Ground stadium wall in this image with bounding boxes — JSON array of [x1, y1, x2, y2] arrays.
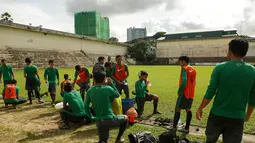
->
[[156, 37, 255, 58], [0, 23, 127, 56]]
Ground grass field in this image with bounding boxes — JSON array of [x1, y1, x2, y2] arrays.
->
[[0, 65, 255, 143]]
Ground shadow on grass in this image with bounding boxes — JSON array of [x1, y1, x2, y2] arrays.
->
[[30, 112, 59, 120], [70, 128, 98, 140], [0, 103, 51, 115], [18, 124, 85, 142]]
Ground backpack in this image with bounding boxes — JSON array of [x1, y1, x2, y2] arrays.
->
[[128, 131, 156, 143], [158, 130, 179, 143], [158, 130, 192, 143]]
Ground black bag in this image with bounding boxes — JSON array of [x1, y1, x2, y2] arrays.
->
[[158, 130, 179, 143], [128, 131, 156, 143]]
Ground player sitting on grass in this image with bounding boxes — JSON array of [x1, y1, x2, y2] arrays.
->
[[134, 71, 161, 118], [3, 79, 27, 109], [196, 38, 255, 143], [60, 74, 72, 97], [73, 65, 90, 101], [44, 60, 59, 106], [85, 71, 128, 143], [173, 56, 196, 133], [59, 82, 89, 130], [24, 58, 43, 104]]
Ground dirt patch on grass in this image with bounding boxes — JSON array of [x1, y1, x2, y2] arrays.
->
[[0, 103, 99, 143]]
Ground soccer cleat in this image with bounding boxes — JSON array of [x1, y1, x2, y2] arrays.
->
[[115, 138, 125, 143], [179, 128, 189, 134], [59, 124, 71, 130], [153, 111, 162, 114]]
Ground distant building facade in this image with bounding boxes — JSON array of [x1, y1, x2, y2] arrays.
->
[[127, 27, 147, 41], [75, 11, 110, 40]]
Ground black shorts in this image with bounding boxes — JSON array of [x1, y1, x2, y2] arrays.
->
[[206, 113, 244, 143], [145, 93, 156, 101], [48, 83, 56, 93], [26, 78, 39, 91], [175, 94, 193, 109]]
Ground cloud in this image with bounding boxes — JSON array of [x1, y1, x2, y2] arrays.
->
[[65, 0, 177, 16]]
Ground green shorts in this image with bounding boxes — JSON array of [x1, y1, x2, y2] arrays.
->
[[4, 98, 19, 104]]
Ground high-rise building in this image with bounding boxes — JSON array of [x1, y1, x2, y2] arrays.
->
[[127, 27, 147, 41], [74, 11, 110, 40]]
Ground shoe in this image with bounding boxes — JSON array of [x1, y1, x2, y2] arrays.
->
[[179, 128, 189, 134], [153, 111, 162, 114], [59, 124, 71, 130], [115, 138, 125, 143], [37, 100, 44, 104]]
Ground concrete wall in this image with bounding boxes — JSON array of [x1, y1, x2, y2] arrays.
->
[[0, 26, 127, 56], [156, 37, 255, 58]]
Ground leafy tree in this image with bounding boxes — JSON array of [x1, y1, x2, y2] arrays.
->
[[0, 12, 13, 22], [109, 37, 119, 42], [127, 39, 156, 62]]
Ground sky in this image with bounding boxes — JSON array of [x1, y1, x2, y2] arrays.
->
[[0, 0, 255, 42]]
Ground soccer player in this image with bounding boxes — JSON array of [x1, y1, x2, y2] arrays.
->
[[92, 56, 105, 74], [0, 59, 14, 86], [111, 55, 130, 98], [73, 65, 90, 101], [105, 62, 112, 78], [173, 56, 196, 133], [196, 38, 255, 143], [44, 60, 59, 106], [59, 82, 89, 130], [24, 58, 43, 104], [60, 74, 72, 97], [3, 79, 27, 108], [135, 71, 161, 117], [85, 71, 128, 143]]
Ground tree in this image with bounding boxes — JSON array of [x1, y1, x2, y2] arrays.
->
[[109, 37, 119, 42], [127, 39, 156, 63], [0, 12, 13, 23]]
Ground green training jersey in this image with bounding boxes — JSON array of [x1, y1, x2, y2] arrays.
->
[[105, 69, 112, 78], [205, 61, 255, 120], [44, 67, 59, 83], [0, 65, 13, 80], [24, 65, 38, 78], [135, 80, 148, 98], [85, 83, 120, 120], [63, 91, 86, 116]]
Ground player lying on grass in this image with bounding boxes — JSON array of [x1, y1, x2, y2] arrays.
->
[[73, 65, 90, 101], [173, 56, 196, 133], [196, 38, 255, 143], [24, 58, 44, 104], [85, 71, 128, 143], [44, 60, 59, 106], [60, 74, 72, 97], [134, 71, 161, 118], [111, 55, 130, 99], [3, 79, 27, 108], [0, 59, 15, 87], [59, 82, 90, 130]]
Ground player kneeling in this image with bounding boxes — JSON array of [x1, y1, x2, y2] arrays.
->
[[3, 79, 27, 108], [59, 82, 90, 130], [134, 71, 161, 118]]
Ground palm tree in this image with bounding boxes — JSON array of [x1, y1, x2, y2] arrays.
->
[[0, 12, 13, 22]]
